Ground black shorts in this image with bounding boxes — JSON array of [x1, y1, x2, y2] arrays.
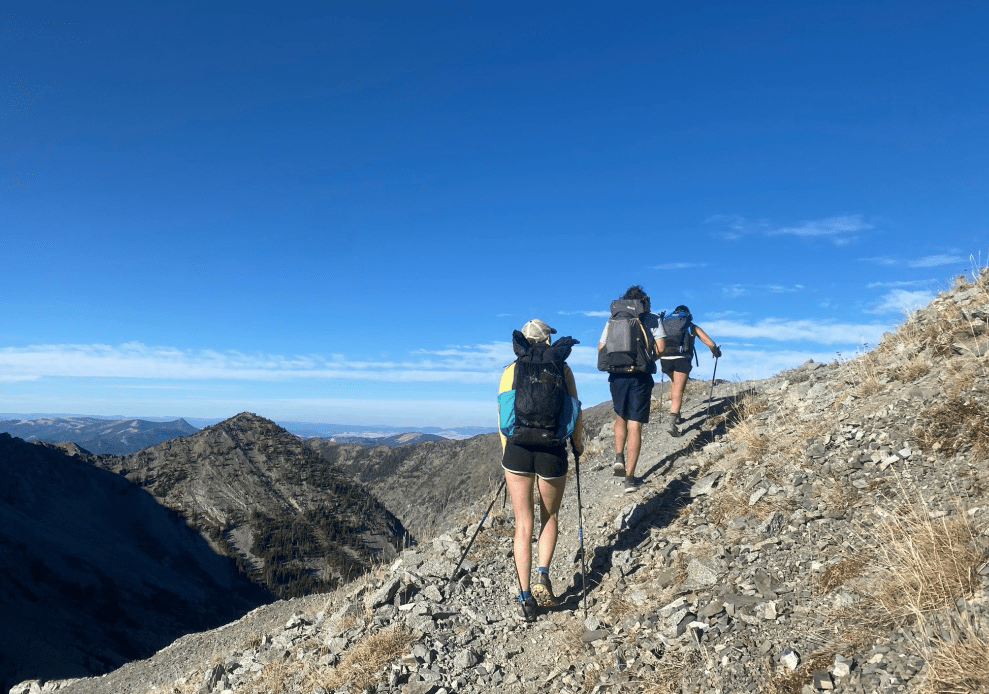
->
[[502, 441, 568, 480], [608, 373, 654, 423], [661, 357, 693, 377]]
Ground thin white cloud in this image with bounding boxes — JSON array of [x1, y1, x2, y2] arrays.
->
[[866, 289, 934, 315], [722, 284, 804, 298], [650, 262, 707, 270], [707, 213, 871, 244], [769, 214, 872, 241], [866, 279, 933, 289], [703, 310, 748, 320], [702, 318, 889, 345], [907, 254, 966, 268], [556, 310, 609, 318], [858, 256, 898, 266], [704, 214, 770, 240], [859, 252, 966, 268]]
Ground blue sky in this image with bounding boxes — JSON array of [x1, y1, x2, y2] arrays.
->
[[2, 1, 987, 427]]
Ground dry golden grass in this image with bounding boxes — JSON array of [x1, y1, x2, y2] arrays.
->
[[605, 593, 635, 621], [819, 481, 862, 514], [873, 505, 985, 617], [642, 648, 701, 694], [729, 417, 772, 457], [896, 354, 934, 382], [764, 654, 832, 694], [856, 374, 884, 397], [860, 483, 989, 693], [819, 471, 989, 693], [914, 390, 989, 457], [705, 478, 796, 529], [922, 617, 989, 694], [310, 627, 414, 693], [816, 555, 869, 595]]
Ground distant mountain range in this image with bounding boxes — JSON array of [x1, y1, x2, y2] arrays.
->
[[0, 416, 199, 455], [323, 431, 448, 446], [0, 413, 494, 446]]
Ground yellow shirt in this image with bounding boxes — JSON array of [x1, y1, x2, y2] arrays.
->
[[497, 361, 584, 454]]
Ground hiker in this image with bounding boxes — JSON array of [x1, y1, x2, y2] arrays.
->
[[497, 319, 584, 622], [597, 285, 665, 493], [659, 305, 721, 437]]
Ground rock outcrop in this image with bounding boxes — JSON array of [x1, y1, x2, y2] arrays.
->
[[93, 413, 412, 599]]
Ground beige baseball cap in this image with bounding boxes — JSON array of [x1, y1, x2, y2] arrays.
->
[[521, 319, 556, 344]]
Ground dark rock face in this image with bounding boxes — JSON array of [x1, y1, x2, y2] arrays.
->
[[0, 433, 270, 692], [0, 417, 199, 455], [94, 413, 411, 599]]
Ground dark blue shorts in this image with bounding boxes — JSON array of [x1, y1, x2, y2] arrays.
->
[[608, 373, 654, 423], [502, 441, 568, 480], [660, 356, 693, 377]]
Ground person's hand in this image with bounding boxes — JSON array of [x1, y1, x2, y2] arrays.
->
[[710, 344, 722, 358]]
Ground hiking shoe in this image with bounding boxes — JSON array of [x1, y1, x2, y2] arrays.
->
[[668, 413, 681, 438], [624, 476, 642, 493], [515, 594, 537, 622], [613, 453, 626, 477], [531, 572, 560, 607]]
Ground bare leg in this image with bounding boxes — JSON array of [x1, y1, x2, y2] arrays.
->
[[625, 420, 643, 477], [505, 469, 535, 592], [669, 371, 689, 415], [535, 475, 567, 569], [613, 415, 628, 454]]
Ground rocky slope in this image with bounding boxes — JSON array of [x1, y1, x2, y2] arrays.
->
[[307, 401, 617, 541], [0, 435, 269, 693], [91, 413, 411, 599], [16, 269, 989, 694], [0, 417, 198, 455]]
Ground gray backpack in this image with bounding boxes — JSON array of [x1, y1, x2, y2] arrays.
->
[[597, 299, 655, 374]]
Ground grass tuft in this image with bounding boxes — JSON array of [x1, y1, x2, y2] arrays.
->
[[312, 627, 415, 693], [816, 555, 868, 595], [914, 391, 989, 457]]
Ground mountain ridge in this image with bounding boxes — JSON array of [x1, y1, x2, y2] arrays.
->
[[0, 416, 199, 455]]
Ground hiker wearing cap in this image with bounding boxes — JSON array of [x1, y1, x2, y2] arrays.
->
[[597, 286, 666, 493], [659, 305, 721, 437], [497, 319, 584, 622]]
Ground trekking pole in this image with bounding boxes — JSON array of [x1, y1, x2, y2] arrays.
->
[[572, 443, 588, 621], [706, 355, 719, 418], [659, 369, 665, 411], [448, 477, 506, 585]]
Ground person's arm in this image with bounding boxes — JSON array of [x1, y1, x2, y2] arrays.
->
[[650, 314, 666, 358], [564, 366, 584, 455], [693, 325, 721, 357], [497, 364, 514, 452]]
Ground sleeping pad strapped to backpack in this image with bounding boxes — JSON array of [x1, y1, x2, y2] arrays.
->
[[498, 330, 581, 447], [597, 298, 657, 374]]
